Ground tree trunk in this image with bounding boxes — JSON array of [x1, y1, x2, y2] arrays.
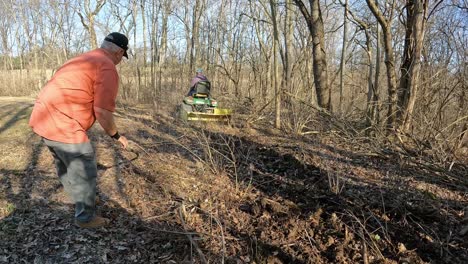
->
[[140, 0, 148, 68], [366, 0, 398, 131], [189, 0, 204, 73], [339, 0, 348, 113], [159, 1, 170, 99], [149, 1, 159, 101], [284, 0, 294, 91], [293, 0, 331, 110], [76, 0, 106, 49], [348, 9, 380, 130], [373, 22, 382, 126], [269, 0, 281, 129], [160, 1, 171, 67], [398, 0, 428, 132]]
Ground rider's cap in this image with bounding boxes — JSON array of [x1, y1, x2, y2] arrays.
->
[[104, 32, 129, 58]]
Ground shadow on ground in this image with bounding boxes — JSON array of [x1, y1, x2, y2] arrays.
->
[[0, 100, 467, 263]]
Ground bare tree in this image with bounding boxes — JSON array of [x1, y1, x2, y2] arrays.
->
[[397, 0, 429, 132], [373, 20, 382, 127], [17, 0, 38, 70], [146, 1, 161, 100], [159, 0, 171, 67], [268, 0, 281, 129], [248, 1, 271, 102], [339, 0, 348, 113], [284, 0, 294, 93], [293, 0, 331, 110], [213, 0, 246, 97], [189, 0, 205, 73], [347, 8, 380, 130], [43, 1, 70, 64], [75, 0, 107, 49], [0, 1, 14, 71], [140, 0, 148, 67], [366, 0, 398, 131]]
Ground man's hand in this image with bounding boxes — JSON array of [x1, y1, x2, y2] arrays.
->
[[94, 106, 127, 148], [117, 135, 129, 149]]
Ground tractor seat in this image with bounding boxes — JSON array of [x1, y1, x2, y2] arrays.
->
[[194, 81, 211, 96]]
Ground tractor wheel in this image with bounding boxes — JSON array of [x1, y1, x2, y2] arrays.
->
[[177, 103, 192, 121]]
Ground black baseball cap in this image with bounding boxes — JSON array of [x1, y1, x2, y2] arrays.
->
[[104, 32, 129, 58]]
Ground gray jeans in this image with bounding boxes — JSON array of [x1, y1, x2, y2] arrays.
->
[[43, 138, 97, 222]]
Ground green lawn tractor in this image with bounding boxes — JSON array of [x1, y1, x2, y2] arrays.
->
[[178, 81, 232, 122]]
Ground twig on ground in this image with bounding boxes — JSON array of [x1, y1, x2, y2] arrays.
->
[[144, 227, 201, 236], [143, 211, 173, 220], [344, 210, 386, 261], [178, 204, 208, 264], [246, 96, 275, 124], [128, 140, 149, 155], [192, 205, 226, 263], [362, 229, 369, 264]]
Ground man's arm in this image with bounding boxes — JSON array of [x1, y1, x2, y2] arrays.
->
[[94, 106, 128, 148]]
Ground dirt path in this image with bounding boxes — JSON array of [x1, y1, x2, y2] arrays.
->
[[0, 97, 467, 263]]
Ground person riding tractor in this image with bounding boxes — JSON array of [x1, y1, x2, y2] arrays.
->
[[178, 68, 231, 122], [187, 68, 210, 97]]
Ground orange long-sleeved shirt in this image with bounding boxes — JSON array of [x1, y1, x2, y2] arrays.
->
[[29, 48, 119, 143]]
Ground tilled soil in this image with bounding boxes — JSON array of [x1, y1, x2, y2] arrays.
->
[[0, 98, 467, 263]]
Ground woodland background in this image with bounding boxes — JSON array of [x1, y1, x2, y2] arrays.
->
[[0, 1, 467, 263], [0, 0, 466, 163]]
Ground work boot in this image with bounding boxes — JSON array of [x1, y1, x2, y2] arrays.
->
[[75, 216, 110, 228]]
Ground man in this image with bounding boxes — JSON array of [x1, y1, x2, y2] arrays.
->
[[29, 32, 129, 228], [187, 68, 209, 97]]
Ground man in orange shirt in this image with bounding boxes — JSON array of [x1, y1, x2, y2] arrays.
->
[[29, 32, 129, 228]]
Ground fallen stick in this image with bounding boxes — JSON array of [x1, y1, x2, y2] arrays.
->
[[178, 204, 208, 264]]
